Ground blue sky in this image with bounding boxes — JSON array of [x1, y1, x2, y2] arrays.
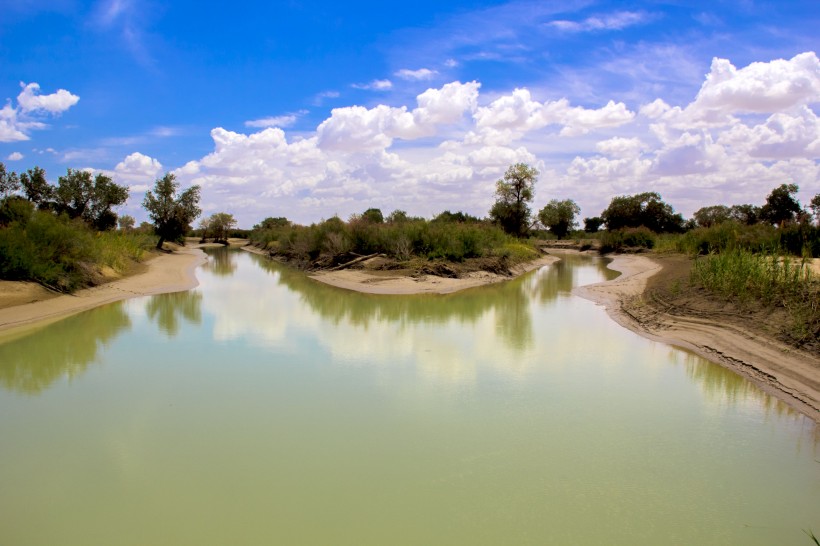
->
[[1, 0, 818, 227]]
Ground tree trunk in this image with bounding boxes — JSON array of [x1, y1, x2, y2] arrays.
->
[[156, 235, 165, 250]]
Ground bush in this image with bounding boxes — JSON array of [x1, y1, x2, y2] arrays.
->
[[0, 211, 153, 291], [600, 227, 655, 253]]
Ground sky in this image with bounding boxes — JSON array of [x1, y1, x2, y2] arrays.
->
[[1, 0, 818, 227]]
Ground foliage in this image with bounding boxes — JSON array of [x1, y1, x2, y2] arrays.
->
[[760, 183, 801, 226], [386, 209, 409, 223], [19, 166, 53, 208], [54, 169, 129, 231], [583, 216, 603, 233], [433, 210, 481, 223], [489, 163, 538, 237], [0, 163, 21, 199], [250, 212, 530, 265], [600, 227, 656, 253], [692, 249, 819, 346], [118, 214, 135, 231], [601, 192, 684, 233], [142, 173, 201, 249], [0, 196, 35, 227], [809, 194, 820, 225], [360, 208, 384, 224], [693, 205, 731, 228], [200, 212, 237, 243], [538, 199, 580, 239], [0, 210, 152, 291]]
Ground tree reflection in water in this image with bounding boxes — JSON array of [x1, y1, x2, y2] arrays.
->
[[245, 252, 616, 354], [204, 247, 237, 277], [145, 290, 203, 337], [0, 302, 131, 394]]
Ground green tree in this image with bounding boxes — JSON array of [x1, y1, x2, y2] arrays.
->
[[0, 163, 21, 199], [538, 199, 580, 239], [489, 163, 538, 236], [728, 204, 761, 225], [118, 214, 135, 231], [361, 208, 384, 223], [386, 209, 408, 223], [601, 192, 684, 233], [142, 173, 201, 249], [760, 183, 801, 227], [583, 216, 604, 233], [19, 166, 53, 208], [810, 194, 820, 226], [203, 212, 237, 243], [693, 205, 731, 228], [54, 169, 129, 230]]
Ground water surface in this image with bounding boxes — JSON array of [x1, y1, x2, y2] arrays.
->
[[0, 249, 817, 545]]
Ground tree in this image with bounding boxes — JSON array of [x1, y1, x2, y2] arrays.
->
[[0, 163, 21, 199], [54, 169, 128, 230], [19, 166, 53, 208], [583, 217, 604, 233], [760, 183, 801, 227], [489, 163, 538, 236], [202, 212, 236, 243], [118, 214, 135, 231], [728, 204, 761, 225], [361, 208, 384, 223], [693, 205, 731, 228], [810, 194, 820, 226], [386, 209, 408, 223], [254, 217, 289, 230], [142, 173, 201, 249], [538, 199, 580, 239], [601, 192, 684, 233]]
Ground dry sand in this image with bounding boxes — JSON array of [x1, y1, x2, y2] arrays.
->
[[575, 252, 820, 423], [0, 247, 206, 337]]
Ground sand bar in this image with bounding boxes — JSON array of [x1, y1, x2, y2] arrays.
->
[[0, 247, 206, 337], [308, 255, 560, 295]]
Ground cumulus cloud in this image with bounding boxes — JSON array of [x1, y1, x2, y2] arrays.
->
[[113, 152, 163, 191], [0, 82, 79, 142], [6, 152, 24, 161], [16, 82, 80, 114], [473, 88, 635, 141], [395, 68, 438, 80], [160, 52, 819, 226]]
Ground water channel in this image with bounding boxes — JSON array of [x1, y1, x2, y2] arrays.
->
[[0, 248, 817, 545]]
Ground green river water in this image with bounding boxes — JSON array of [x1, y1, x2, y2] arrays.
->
[[0, 248, 817, 545]]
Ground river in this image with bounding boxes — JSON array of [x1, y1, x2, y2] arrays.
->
[[0, 248, 817, 545]]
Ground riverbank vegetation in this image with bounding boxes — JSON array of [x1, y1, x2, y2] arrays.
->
[[0, 163, 203, 292], [250, 210, 540, 274]]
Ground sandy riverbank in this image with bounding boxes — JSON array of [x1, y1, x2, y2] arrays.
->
[[0, 246, 207, 337], [574, 251, 820, 423]]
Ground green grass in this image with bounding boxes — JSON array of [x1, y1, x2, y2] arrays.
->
[[0, 210, 155, 292], [691, 249, 819, 346]]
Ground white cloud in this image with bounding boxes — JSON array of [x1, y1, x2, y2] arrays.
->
[[245, 114, 298, 129], [158, 52, 819, 226], [0, 82, 79, 142], [395, 68, 438, 80], [547, 11, 652, 33], [17, 82, 80, 114], [692, 52, 820, 115], [113, 152, 163, 191], [351, 79, 393, 91], [6, 152, 24, 161]]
